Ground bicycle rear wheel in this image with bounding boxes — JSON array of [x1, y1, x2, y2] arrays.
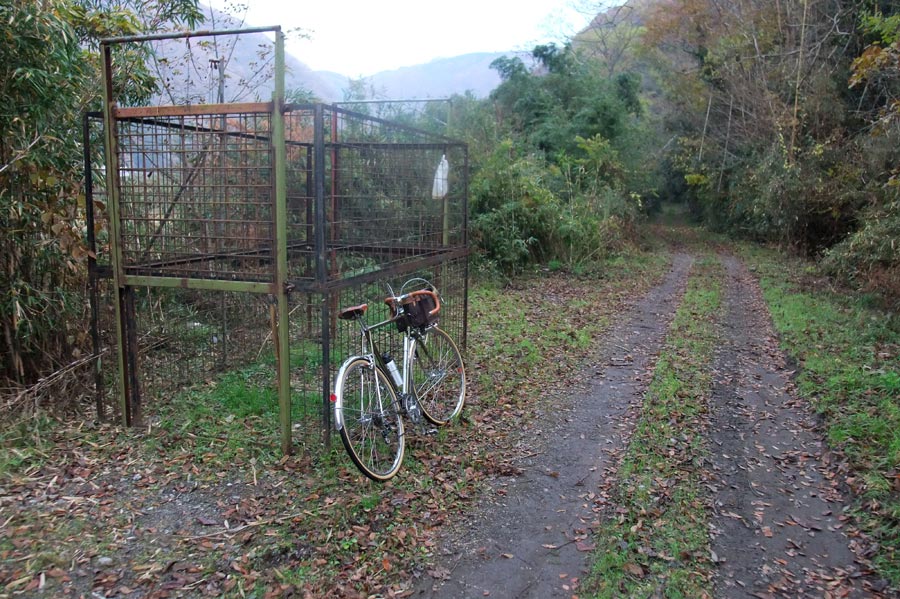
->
[[334, 358, 404, 481], [408, 326, 466, 426]]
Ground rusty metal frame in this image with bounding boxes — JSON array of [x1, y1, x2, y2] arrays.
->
[[99, 27, 291, 451], [91, 29, 468, 456]]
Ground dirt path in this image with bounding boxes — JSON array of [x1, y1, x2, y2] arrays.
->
[[708, 255, 883, 598], [5, 247, 886, 598], [414, 254, 694, 598], [414, 250, 888, 598]]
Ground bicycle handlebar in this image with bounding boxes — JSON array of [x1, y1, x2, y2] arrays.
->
[[383, 289, 441, 316]]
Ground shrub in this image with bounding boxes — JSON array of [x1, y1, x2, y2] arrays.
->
[[823, 195, 900, 305]]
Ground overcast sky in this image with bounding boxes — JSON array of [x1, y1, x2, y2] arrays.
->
[[218, 0, 597, 76]]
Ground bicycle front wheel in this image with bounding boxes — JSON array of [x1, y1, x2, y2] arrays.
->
[[408, 326, 466, 426], [334, 358, 405, 481]]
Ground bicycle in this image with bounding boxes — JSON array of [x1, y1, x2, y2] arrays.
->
[[331, 278, 466, 481]]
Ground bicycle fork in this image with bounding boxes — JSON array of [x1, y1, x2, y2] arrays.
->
[[397, 335, 423, 424]]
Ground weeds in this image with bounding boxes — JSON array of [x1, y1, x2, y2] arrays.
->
[[739, 244, 900, 584], [585, 257, 723, 598]]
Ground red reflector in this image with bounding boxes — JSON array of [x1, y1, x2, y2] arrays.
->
[[329, 393, 337, 403]]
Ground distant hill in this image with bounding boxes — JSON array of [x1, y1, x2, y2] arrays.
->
[[355, 53, 507, 100], [313, 71, 354, 101], [308, 53, 509, 102], [149, 5, 510, 103], [149, 7, 340, 103]]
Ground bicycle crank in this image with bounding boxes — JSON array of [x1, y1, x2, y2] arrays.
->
[[401, 393, 423, 424]]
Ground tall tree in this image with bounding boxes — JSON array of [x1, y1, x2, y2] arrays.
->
[[638, 0, 899, 299], [573, 1, 646, 78]]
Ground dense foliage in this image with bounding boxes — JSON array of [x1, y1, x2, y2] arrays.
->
[[3, 0, 899, 391], [0, 0, 200, 385], [640, 0, 900, 302], [1, 0, 91, 384], [440, 42, 661, 275]]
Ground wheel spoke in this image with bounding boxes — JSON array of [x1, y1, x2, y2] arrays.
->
[[409, 327, 466, 426], [335, 360, 404, 481]]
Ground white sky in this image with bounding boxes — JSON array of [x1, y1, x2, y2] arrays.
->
[[220, 1, 597, 77]]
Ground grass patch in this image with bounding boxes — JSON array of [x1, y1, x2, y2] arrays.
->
[[0, 414, 59, 475], [739, 244, 900, 585], [0, 248, 670, 597], [467, 248, 670, 408], [585, 257, 723, 599]]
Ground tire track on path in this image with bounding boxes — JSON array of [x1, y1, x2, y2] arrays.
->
[[709, 255, 884, 598], [415, 253, 694, 598]]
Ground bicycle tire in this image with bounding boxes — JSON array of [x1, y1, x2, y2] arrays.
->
[[408, 326, 466, 426], [334, 358, 405, 481]]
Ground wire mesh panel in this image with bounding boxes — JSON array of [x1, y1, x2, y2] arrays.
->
[[283, 108, 316, 284], [108, 103, 467, 287], [288, 291, 329, 448], [132, 288, 270, 385], [90, 28, 468, 455], [115, 107, 276, 282], [283, 105, 467, 286], [323, 106, 467, 281]]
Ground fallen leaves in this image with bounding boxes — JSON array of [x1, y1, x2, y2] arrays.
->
[[584, 258, 721, 596], [623, 563, 645, 577], [1, 267, 672, 597]]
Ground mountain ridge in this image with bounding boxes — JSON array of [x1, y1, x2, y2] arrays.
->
[[181, 3, 511, 102], [323, 52, 507, 101]]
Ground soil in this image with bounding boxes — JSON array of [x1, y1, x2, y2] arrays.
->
[[414, 254, 695, 598], [707, 256, 886, 598], [4, 247, 893, 598], [414, 252, 890, 598]]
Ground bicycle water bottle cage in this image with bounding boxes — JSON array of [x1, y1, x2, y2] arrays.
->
[[338, 304, 368, 320]]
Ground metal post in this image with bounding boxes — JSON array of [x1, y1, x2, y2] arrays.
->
[[314, 106, 327, 286], [442, 147, 450, 246], [314, 104, 331, 444], [216, 58, 228, 368], [271, 29, 292, 456], [83, 112, 104, 421], [305, 149, 314, 336], [329, 105, 339, 282], [100, 42, 137, 426], [123, 288, 142, 424], [462, 146, 470, 352]]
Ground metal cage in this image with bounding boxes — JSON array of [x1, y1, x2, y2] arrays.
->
[[87, 28, 468, 455]]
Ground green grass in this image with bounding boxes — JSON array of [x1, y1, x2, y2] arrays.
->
[[739, 244, 900, 584], [145, 339, 336, 468], [467, 248, 670, 410], [585, 257, 723, 599], [0, 248, 671, 597], [0, 414, 57, 475]]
